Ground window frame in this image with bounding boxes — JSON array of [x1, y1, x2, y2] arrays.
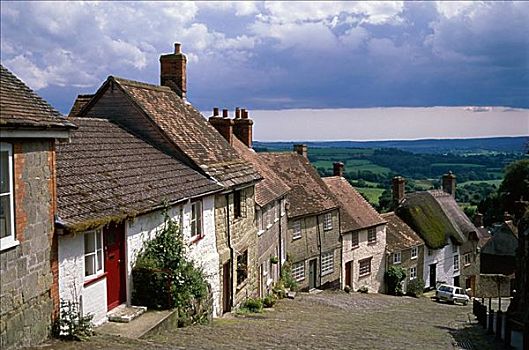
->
[[256, 208, 264, 234], [351, 231, 359, 249], [463, 252, 472, 266], [292, 261, 305, 281], [367, 227, 377, 244], [409, 266, 417, 280], [236, 250, 248, 286], [321, 251, 334, 276], [359, 257, 372, 277], [393, 251, 401, 264], [84, 229, 104, 280], [292, 220, 302, 240], [453, 254, 460, 272], [0, 142, 17, 250], [233, 190, 242, 219], [411, 246, 418, 259], [190, 200, 203, 241], [323, 212, 333, 231]]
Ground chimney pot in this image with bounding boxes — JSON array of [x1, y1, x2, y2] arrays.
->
[[233, 108, 253, 148], [160, 43, 187, 98], [213, 107, 219, 116], [174, 42, 181, 54], [293, 144, 308, 158], [242, 109, 248, 119], [473, 212, 484, 228], [392, 176, 405, 205], [333, 162, 344, 177], [222, 109, 228, 118], [442, 171, 457, 198], [235, 107, 241, 119]]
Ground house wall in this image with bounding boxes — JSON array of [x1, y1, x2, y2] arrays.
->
[[460, 237, 480, 295], [0, 140, 57, 349], [287, 210, 341, 290], [423, 241, 460, 288], [342, 224, 386, 293], [386, 245, 425, 292]]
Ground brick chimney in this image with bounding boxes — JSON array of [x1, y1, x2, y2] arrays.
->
[[160, 42, 187, 98], [209, 108, 234, 145], [293, 144, 308, 158], [442, 171, 456, 197], [333, 162, 344, 177], [233, 108, 253, 148], [392, 176, 405, 205], [473, 212, 484, 228]]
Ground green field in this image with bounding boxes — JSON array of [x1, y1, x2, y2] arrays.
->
[[414, 179, 435, 190], [354, 187, 385, 206], [313, 159, 391, 175], [460, 179, 503, 187]]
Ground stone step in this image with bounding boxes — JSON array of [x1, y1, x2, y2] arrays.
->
[[97, 308, 178, 339], [108, 305, 147, 323]]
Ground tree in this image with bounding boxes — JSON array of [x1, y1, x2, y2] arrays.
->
[[385, 266, 406, 296], [499, 159, 529, 214]]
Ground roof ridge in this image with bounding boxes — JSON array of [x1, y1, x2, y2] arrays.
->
[[111, 76, 172, 92]]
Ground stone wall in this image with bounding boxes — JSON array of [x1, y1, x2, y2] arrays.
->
[[0, 140, 56, 349], [386, 244, 425, 292]]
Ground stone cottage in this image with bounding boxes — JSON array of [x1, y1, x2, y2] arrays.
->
[[323, 163, 387, 293], [260, 146, 341, 291], [55, 116, 224, 324], [0, 65, 76, 349], [73, 44, 262, 314]]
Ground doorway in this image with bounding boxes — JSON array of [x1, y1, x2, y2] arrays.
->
[[222, 261, 232, 313], [345, 261, 352, 288], [104, 222, 126, 311], [429, 263, 437, 289], [309, 259, 317, 289]]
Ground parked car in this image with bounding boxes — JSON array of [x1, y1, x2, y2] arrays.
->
[[435, 284, 470, 305]]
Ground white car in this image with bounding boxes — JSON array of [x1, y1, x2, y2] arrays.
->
[[435, 284, 470, 305]]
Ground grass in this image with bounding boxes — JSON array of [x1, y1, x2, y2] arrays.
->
[[414, 179, 435, 190], [354, 187, 385, 205], [460, 179, 502, 186], [430, 163, 485, 168]]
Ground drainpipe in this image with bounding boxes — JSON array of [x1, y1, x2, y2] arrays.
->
[[316, 214, 322, 288], [338, 210, 342, 289], [225, 193, 234, 309], [278, 203, 283, 278]]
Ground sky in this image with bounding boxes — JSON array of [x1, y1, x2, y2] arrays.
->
[[1, 1, 528, 140]]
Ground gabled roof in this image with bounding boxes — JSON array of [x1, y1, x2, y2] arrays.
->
[[232, 137, 290, 207], [396, 190, 470, 249], [0, 65, 75, 130], [323, 176, 386, 232], [56, 117, 223, 232], [382, 212, 424, 253], [79, 76, 261, 188], [481, 222, 518, 257], [68, 94, 94, 118], [477, 227, 492, 248], [259, 152, 338, 218]]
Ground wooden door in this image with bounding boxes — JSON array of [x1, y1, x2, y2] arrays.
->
[[345, 261, 352, 287], [104, 222, 126, 310], [222, 261, 232, 313], [429, 264, 437, 288], [309, 259, 317, 289]]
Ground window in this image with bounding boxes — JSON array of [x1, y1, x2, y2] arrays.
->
[[267, 205, 273, 228], [453, 255, 460, 271], [323, 213, 332, 231], [367, 228, 377, 243], [237, 250, 248, 285], [256, 209, 264, 233], [393, 252, 401, 264], [280, 199, 286, 217], [234, 190, 242, 219], [292, 220, 302, 240], [359, 258, 372, 276], [411, 246, 418, 259], [409, 266, 417, 280], [84, 229, 103, 279], [190, 200, 202, 239], [0, 143, 16, 250], [292, 261, 305, 281], [463, 253, 472, 266], [321, 251, 334, 275], [274, 201, 279, 222], [427, 248, 432, 256], [452, 244, 458, 253], [351, 232, 359, 248]]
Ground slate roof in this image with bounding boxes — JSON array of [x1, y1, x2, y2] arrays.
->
[[396, 190, 472, 249], [56, 117, 223, 232], [477, 227, 492, 248], [68, 94, 94, 118], [382, 212, 424, 253], [0, 64, 75, 130], [259, 152, 338, 218], [481, 222, 518, 256], [322, 176, 386, 232], [232, 137, 290, 207], [92, 77, 262, 188]]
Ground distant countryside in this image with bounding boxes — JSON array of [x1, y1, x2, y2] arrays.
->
[[255, 136, 528, 215]]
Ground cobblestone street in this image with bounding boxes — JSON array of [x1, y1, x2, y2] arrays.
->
[[27, 291, 505, 350]]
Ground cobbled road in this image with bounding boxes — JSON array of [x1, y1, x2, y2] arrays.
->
[[26, 290, 506, 350]]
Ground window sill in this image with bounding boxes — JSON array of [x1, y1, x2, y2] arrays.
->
[[322, 270, 333, 276], [190, 234, 204, 244], [367, 241, 377, 245], [393, 262, 401, 265], [351, 245, 359, 250], [257, 229, 265, 236], [84, 272, 107, 287], [323, 228, 333, 232], [292, 236, 302, 241], [358, 273, 371, 278], [274, 218, 279, 223], [0, 239, 20, 251], [236, 280, 248, 292], [266, 224, 273, 229], [411, 256, 417, 260]]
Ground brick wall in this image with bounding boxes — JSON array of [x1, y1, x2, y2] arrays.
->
[[0, 140, 56, 349]]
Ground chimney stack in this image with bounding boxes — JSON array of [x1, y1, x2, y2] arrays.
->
[[160, 42, 187, 98], [233, 107, 253, 148], [333, 162, 344, 177], [293, 144, 308, 158], [442, 171, 456, 197], [392, 176, 405, 205], [209, 107, 234, 145]]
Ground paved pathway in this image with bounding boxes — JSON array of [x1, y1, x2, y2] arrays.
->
[[26, 290, 506, 350]]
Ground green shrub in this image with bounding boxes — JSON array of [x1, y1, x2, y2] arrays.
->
[[280, 256, 298, 291], [240, 297, 263, 313], [385, 265, 406, 296], [406, 278, 425, 297], [358, 286, 369, 293], [263, 294, 277, 308], [52, 299, 94, 341]]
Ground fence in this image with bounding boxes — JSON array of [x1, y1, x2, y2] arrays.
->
[[472, 299, 528, 350]]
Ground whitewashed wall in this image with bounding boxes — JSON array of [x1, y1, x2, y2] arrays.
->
[[58, 234, 108, 325], [423, 241, 460, 288]]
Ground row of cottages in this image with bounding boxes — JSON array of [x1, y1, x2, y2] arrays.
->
[[61, 43, 263, 321], [0, 65, 76, 348]]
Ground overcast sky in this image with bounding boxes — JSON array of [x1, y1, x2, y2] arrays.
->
[[1, 1, 528, 140]]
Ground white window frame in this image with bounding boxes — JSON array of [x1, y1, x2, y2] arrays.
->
[[292, 220, 302, 240], [351, 231, 359, 248], [274, 201, 279, 222], [0, 143, 17, 250], [393, 251, 401, 264], [452, 244, 458, 253], [256, 209, 264, 234], [84, 229, 104, 280], [266, 205, 273, 229], [359, 258, 371, 277], [463, 252, 472, 266], [190, 200, 203, 240], [367, 227, 377, 243], [409, 266, 417, 280], [453, 254, 460, 272], [323, 212, 333, 231], [321, 251, 334, 275], [280, 199, 286, 217], [411, 246, 418, 260], [292, 261, 305, 281]]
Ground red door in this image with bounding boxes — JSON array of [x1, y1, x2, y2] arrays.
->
[[104, 222, 126, 310]]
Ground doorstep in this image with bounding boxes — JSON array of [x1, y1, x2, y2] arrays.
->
[[108, 305, 147, 323], [96, 308, 178, 339]]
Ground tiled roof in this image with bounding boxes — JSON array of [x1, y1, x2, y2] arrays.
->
[[323, 176, 386, 232], [68, 94, 94, 118], [232, 138, 290, 207], [381, 212, 424, 252], [56, 117, 223, 232], [481, 222, 518, 256], [477, 227, 492, 248], [110, 77, 261, 188], [396, 191, 469, 249], [259, 152, 338, 218], [0, 65, 75, 130]]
